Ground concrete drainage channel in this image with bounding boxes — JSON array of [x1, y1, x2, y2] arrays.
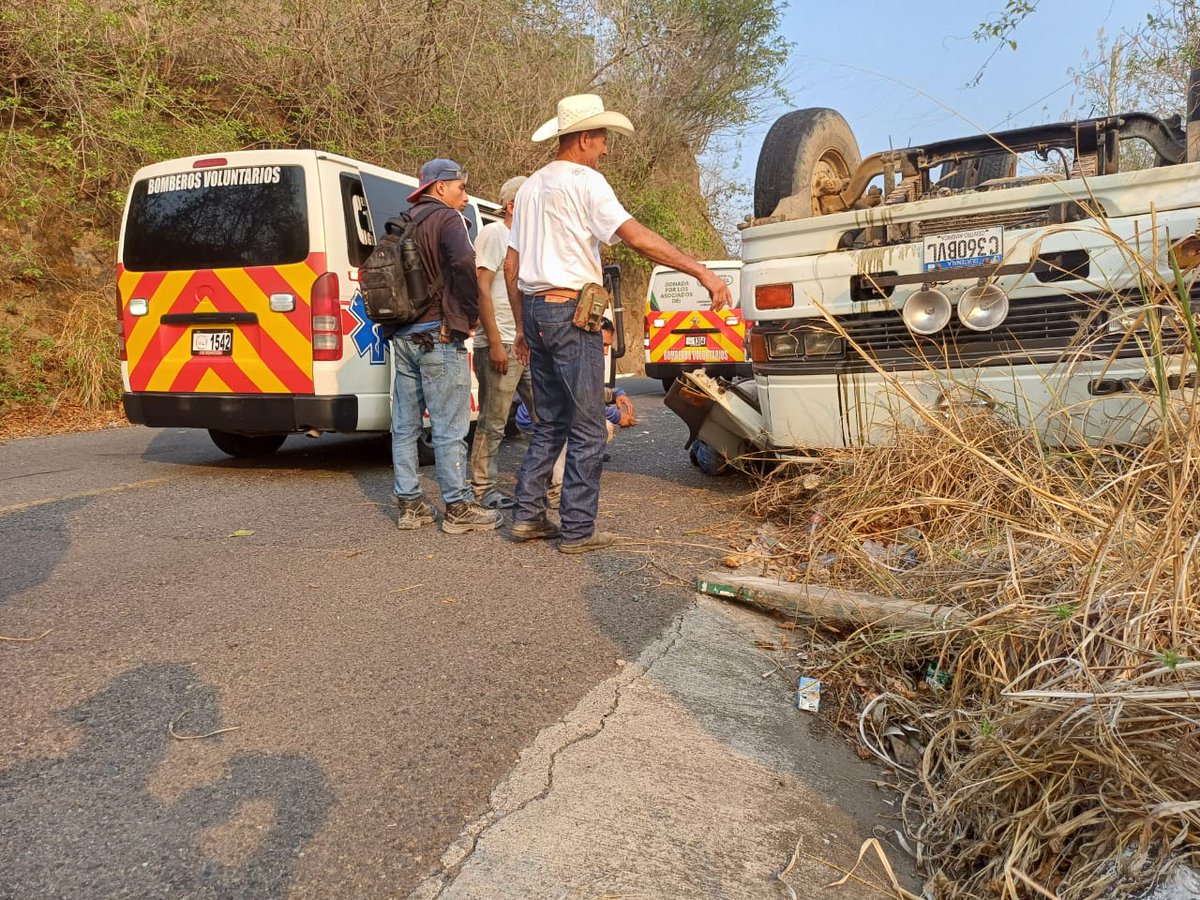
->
[[408, 597, 918, 900]]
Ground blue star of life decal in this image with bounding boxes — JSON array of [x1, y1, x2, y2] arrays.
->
[[347, 290, 386, 364]]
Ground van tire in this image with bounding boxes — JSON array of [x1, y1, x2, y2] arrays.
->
[[661, 376, 677, 393], [754, 108, 861, 219], [416, 422, 477, 467], [208, 430, 287, 458]]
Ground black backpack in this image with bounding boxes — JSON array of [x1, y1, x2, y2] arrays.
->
[[359, 206, 442, 326]]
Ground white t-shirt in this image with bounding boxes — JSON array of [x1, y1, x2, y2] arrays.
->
[[473, 219, 516, 346], [507, 161, 631, 294]]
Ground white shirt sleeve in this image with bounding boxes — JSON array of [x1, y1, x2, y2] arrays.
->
[[507, 199, 523, 253], [586, 171, 631, 245], [476, 222, 503, 272]]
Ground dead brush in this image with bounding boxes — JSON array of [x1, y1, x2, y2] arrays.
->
[[745, 227, 1200, 897], [51, 287, 121, 409]]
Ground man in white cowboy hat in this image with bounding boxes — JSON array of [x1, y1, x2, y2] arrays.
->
[[469, 175, 535, 510], [502, 94, 732, 554]]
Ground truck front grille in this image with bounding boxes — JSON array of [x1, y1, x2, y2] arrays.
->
[[756, 292, 1187, 376]]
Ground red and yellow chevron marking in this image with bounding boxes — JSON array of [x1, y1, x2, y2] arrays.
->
[[647, 310, 746, 365], [119, 253, 325, 394]]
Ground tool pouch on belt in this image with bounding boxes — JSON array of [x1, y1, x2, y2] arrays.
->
[[571, 283, 611, 333]]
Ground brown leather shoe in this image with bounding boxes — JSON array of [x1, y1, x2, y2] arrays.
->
[[511, 516, 560, 541], [558, 530, 620, 554]]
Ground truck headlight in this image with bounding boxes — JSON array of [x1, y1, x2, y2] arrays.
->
[[802, 332, 845, 357], [767, 333, 801, 357]]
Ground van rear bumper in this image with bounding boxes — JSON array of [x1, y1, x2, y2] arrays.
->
[[123, 392, 360, 434], [646, 361, 752, 381]]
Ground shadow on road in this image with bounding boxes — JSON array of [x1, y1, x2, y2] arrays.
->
[[0, 663, 332, 899], [138, 430, 391, 473], [0, 498, 88, 607]]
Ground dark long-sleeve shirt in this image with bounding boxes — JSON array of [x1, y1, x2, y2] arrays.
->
[[410, 196, 478, 340]]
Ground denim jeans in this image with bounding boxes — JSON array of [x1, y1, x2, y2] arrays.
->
[[470, 343, 534, 498], [391, 336, 472, 504], [514, 295, 606, 541]]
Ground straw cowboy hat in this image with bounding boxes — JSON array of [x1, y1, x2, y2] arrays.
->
[[531, 94, 635, 142]]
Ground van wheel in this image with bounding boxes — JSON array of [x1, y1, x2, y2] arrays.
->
[[661, 375, 677, 393], [208, 430, 287, 458], [754, 108, 861, 219], [416, 422, 477, 467], [417, 429, 436, 467]]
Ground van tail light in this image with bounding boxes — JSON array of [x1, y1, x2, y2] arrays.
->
[[756, 283, 794, 310], [311, 272, 342, 361], [749, 329, 767, 363], [643, 311, 651, 348], [116, 282, 127, 361]]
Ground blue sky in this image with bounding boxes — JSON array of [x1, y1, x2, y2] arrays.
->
[[728, 0, 1160, 190]]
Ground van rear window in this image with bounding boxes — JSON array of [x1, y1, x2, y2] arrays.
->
[[122, 165, 308, 271]]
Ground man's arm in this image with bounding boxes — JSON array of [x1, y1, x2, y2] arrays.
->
[[440, 214, 480, 327], [614, 219, 732, 311], [503, 247, 529, 365], [476, 267, 508, 374]]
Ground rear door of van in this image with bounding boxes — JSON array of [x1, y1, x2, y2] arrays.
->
[[119, 155, 320, 401], [645, 261, 746, 375]]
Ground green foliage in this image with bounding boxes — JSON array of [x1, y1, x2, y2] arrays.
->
[[0, 0, 789, 406]]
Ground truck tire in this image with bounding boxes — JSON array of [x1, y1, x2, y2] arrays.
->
[[937, 152, 1016, 190], [754, 108, 861, 219], [208, 430, 287, 458]]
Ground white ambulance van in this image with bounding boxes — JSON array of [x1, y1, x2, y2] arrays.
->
[[117, 149, 496, 460]]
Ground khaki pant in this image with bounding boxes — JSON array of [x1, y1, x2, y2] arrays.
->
[[470, 343, 534, 499]]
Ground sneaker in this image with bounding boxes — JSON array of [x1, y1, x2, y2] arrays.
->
[[559, 530, 620, 554], [479, 489, 516, 510], [546, 484, 562, 510], [442, 500, 502, 534], [397, 498, 435, 530], [511, 516, 560, 541]]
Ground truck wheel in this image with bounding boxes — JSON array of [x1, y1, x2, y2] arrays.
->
[[937, 152, 1016, 190], [661, 375, 677, 393], [208, 430, 287, 458], [754, 108, 861, 219]]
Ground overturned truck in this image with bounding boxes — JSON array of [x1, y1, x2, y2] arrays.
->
[[668, 79, 1200, 473]]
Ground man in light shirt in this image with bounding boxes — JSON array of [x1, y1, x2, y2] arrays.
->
[[503, 94, 731, 553], [469, 175, 534, 510]]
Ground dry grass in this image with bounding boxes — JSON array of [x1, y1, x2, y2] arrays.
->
[[738, 244, 1200, 897]]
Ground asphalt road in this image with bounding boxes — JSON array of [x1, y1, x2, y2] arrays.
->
[[0, 377, 751, 899]]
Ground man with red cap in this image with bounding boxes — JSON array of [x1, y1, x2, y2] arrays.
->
[[390, 159, 500, 534]]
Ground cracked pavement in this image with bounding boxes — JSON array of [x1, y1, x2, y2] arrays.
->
[[1, 378, 914, 898]]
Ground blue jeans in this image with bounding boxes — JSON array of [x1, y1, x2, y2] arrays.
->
[[391, 336, 472, 504], [514, 295, 606, 541]]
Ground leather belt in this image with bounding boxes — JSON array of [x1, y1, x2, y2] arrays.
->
[[535, 288, 579, 303]]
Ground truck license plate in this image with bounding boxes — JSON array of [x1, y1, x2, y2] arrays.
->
[[922, 226, 1003, 272], [192, 329, 233, 356], [684, 335, 707, 347]]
